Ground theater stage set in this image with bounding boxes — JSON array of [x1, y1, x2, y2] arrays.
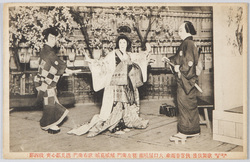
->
[[7, 5, 245, 154]]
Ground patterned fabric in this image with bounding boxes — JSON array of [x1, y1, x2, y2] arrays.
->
[[110, 61, 128, 86], [34, 60, 60, 91], [87, 102, 148, 137], [123, 104, 148, 128], [68, 49, 149, 137], [43, 88, 57, 105], [34, 44, 68, 129], [89, 51, 116, 92], [112, 86, 128, 103], [34, 45, 66, 90], [128, 63, 143, 88]]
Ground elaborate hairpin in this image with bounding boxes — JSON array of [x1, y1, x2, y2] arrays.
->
[[117, 25, 131, 33], [117, 21, 132, 34]]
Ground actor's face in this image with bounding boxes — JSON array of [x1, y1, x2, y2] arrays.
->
[[119, 39, 127, 52], [178, 23, 187, 40], [47, 34, 57, 47]]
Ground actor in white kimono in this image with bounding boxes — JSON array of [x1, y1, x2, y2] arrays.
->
[[68, 33, 151, 137]]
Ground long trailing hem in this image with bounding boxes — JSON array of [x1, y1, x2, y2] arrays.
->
[[67, 114, 102, 136], [41, 108, 69, 130], [67, 103, 149, 137], [68, 50, 149, 137]]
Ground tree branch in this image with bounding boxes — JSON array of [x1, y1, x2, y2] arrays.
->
[[69, 8, 93, 57], [143, 8, 153, 43], [12, 43, 21, 71], [132, 15, 143, 43], [11, 34, 21, 71]]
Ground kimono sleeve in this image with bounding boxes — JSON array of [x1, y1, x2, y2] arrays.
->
[[53, 55, 67, 75], [88, 51, 116, 92], [169, 54, 178, 65], [45, 51, 67, 76], [56, 59, 67, 75], [178, 40, 199, 94], [179, 40, 198, 80], [129, 51, 148, 82]]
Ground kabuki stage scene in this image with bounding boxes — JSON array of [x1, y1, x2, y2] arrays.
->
[[2, 3, 248, 159]]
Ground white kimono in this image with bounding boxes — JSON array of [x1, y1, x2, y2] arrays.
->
[[68, 49, 149, 137]]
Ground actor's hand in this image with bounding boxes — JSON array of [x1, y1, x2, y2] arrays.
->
[[84, 53, 92, 63], [178, 72, 181, 78], [174, 65, 180, 72], [125, 59, 133, 65], [162, 57, 170, 62], [65, 68, 73, 74]]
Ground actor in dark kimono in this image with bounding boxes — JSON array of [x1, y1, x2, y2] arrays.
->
[[163, 21, 201, 142], [34, 27, 73, 134]]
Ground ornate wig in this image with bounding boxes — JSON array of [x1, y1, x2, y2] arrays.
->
[[115, 26, 132, 52], [42, 27, 59, 41], [184, 21, 197, 35]]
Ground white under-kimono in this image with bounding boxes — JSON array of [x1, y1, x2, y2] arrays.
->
[[68, 49, 149, 137]]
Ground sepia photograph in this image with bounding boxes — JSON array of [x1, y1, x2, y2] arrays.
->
[[2, 2, 248, 159]]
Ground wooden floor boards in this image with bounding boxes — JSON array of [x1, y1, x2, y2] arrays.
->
[[9, 100, 243, 152]]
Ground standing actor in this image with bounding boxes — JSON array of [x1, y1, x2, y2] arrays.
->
[[34, 27, 74, 134], [163, 21, 201, 143]]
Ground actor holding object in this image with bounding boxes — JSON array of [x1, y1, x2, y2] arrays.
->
[[162, 21, 202, 144]]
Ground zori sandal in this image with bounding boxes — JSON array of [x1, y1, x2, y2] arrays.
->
[[169, 134, 187, 144], [186, 133, 200, 138], [47, 125, 60, 134]]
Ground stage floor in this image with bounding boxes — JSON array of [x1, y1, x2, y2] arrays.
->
[[9, 99, 243, 152]]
